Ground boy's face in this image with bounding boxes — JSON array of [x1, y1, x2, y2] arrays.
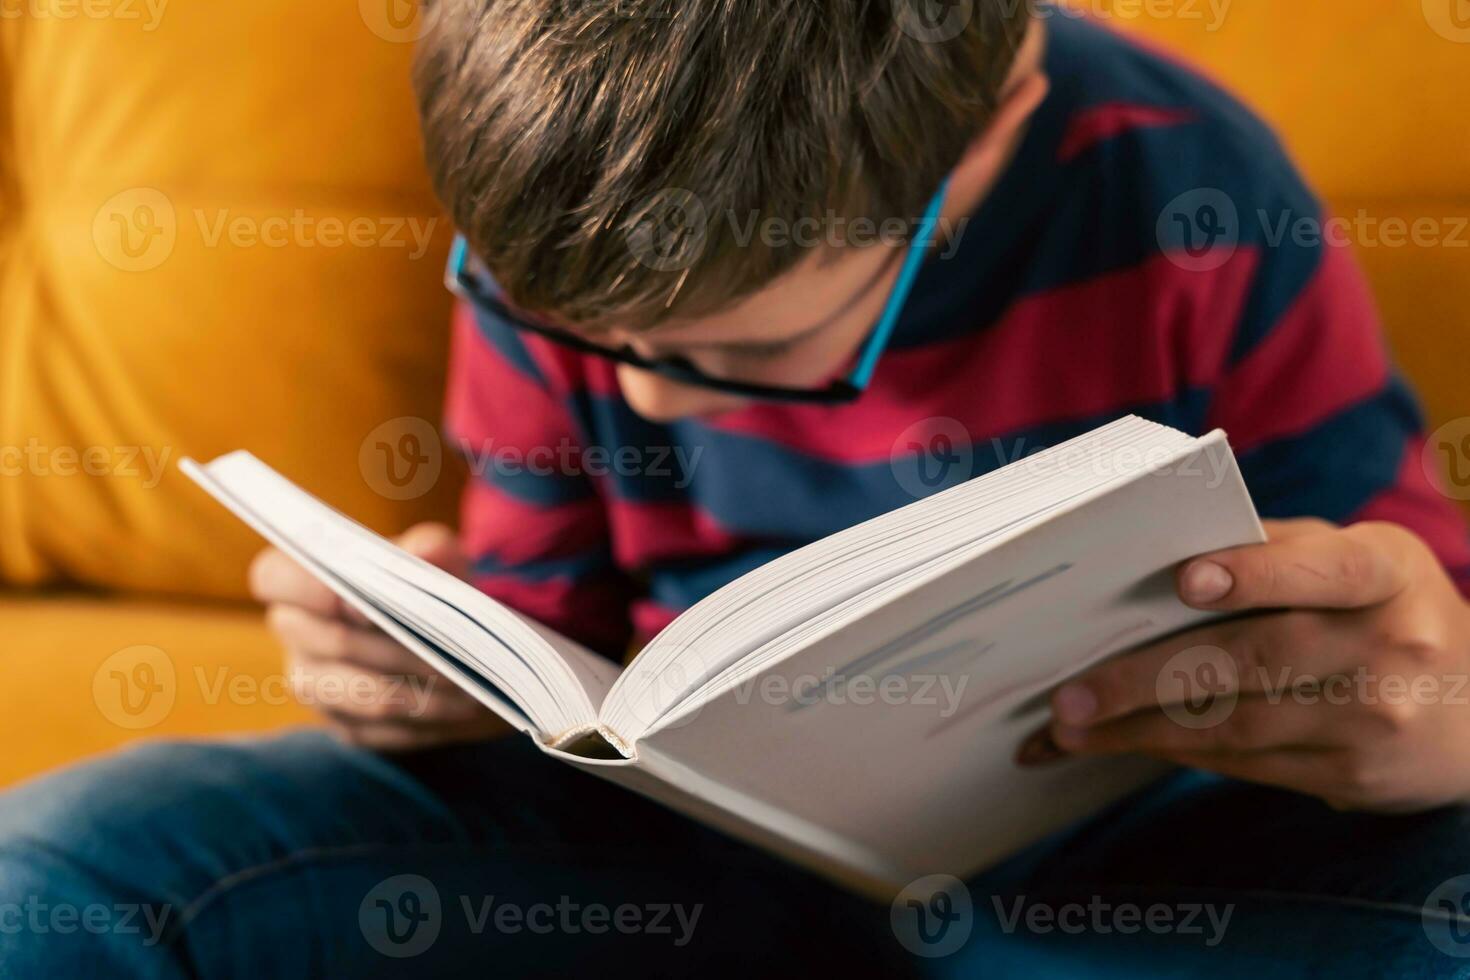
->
[[564, 22, 1049, 423], [605, 241, 907, 421]]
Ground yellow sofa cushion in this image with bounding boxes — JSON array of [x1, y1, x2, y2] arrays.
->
[[1092, 2, 1470, 499], [0, 2, 462, 600], [0, 594, 314, 787]]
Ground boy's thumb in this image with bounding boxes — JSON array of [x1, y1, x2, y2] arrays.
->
[[396, 522, 469, 581]]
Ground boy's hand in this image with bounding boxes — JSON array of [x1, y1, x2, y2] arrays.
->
[[1023, 519, 1470, 812], [249, 522, 510, 752]]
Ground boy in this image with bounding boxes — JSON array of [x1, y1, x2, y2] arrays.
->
[[5, 1, 1470, 975]]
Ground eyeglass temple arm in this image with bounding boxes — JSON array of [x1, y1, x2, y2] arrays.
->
[[847, 178, 951, 389], [445, 234, 470, 291], [445, 179, 949, 394]]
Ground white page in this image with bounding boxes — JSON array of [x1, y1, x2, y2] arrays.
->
[[632, 433, 1264, 889], [184, 424, 1266, 897], [182, 453, 634, 743], [180, 458, 541, 736], [602, 417, 1194, 735]]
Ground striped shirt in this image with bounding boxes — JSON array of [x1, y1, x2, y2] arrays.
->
[[444, 12, 1470, 659]]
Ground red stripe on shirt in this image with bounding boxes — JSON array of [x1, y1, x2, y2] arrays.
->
[[1351, 435, 1470, 597], [472, 573, 634, 655], [1207, 243, 1389, 450], [1058, 103, 1198, 162], [702, 249, 1258, 462], [631, 600, 681, 646], [459, 479, 607, 566], [605, 498, 748, 568], [446, 306, 594, 470]]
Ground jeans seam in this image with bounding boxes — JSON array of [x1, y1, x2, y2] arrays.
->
[[0, 837, 199, 977], [174, 843, 389, 931]]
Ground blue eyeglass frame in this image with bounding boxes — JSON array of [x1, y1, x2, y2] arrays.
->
[[445, 178, 950, 405]]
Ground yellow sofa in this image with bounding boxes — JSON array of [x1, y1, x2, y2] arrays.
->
[[1, 2, 1465, 786], [0, 2, 464, 783]]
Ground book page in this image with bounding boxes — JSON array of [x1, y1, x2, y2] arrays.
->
[[633, 434, 1263, 888], [181, 453, 617, 742]]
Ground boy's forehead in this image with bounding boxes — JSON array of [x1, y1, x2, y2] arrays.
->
[[607, 241, 891, 344]]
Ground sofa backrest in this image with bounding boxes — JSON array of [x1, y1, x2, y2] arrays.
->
[[1101, 1, 1469, 507], [0, 2, 462, 599], [1, 3, 1463, 604]]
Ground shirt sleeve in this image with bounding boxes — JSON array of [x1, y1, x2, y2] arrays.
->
[[443, 299, 635, 657], [1203, 211, 1470, 596]]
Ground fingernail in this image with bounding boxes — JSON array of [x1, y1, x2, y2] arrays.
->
[[1053, 684, 1097, 725], [1181, 560, 1234, 604], [1016, 732, 1064, 767]]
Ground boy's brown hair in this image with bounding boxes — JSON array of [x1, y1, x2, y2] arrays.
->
[[414, 0, 1028, 331]]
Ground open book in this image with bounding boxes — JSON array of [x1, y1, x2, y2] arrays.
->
[[183, 416, 1263, 898]]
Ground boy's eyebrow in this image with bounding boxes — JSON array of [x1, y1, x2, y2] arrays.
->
[[650, 246, 906, 354]]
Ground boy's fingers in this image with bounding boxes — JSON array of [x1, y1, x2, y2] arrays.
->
[[287, 650, 485, 724], [251, 526, 463, 627], [1178, 522, 1410, 612], [1259, 518, 1337, 540], [249, 547, 369, 625], [396, 522, 469, 580], [1050, 696, 1349, 758], [267, 605, 426, 674], [1151, 747, 1345, 800], [1050, 611, 1363, 727], [325, 715, 508, 752]]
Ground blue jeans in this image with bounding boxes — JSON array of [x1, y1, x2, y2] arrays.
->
[[1, 731, 1468, 978]]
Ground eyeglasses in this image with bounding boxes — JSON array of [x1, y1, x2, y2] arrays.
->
[[444, 179, 950, 405]]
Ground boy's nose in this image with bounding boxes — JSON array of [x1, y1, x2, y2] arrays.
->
[[615, 364, 747, 422]]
